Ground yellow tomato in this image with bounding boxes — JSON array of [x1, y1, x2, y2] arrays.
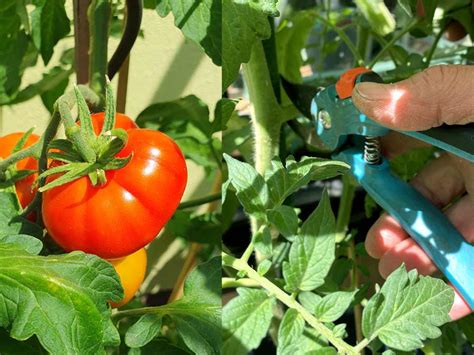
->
[[109, 248, 147, 308]]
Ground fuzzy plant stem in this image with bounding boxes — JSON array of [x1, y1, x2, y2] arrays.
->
[[222, 252, 360, 354], [88, 0, 111, 104], [241, 41, 284, 263]]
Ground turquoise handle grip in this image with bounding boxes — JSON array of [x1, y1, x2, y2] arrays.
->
[[337, 147, 474, 310]]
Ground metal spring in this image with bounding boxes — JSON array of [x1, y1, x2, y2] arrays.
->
[[364, 136, 381, 164]]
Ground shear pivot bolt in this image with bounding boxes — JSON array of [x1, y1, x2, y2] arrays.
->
[[318, 110, 332, 129]]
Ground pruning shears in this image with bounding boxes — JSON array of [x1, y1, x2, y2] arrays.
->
[[283, 67, 474, 310]]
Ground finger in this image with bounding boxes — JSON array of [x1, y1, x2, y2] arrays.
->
[[365, 153, 465, 258], [378, 195, 474, 278], [410, 153, 465, 208], [450, 288, 472, 321], [352, 65, 474, 130], [366, 214, 409, 259]]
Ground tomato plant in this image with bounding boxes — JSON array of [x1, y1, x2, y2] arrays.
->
[[222, 0, 474, 354], [0, 1, 222, 354]]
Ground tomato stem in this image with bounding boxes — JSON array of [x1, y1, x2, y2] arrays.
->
[[178, 192, 221, 209], [222, 252, 360, 354]]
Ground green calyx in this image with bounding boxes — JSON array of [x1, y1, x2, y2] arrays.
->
[[38, 81, 132, 192]]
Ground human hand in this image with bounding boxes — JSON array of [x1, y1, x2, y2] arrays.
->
[[353, 65, 474, 320]]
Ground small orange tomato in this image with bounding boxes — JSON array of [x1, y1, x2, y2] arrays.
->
[[0, 132, 39, 208], [109, 248, 147, 308]]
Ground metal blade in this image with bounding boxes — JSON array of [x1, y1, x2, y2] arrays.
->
[[403, 123, 474, 163], [281, 76, 320, 119]]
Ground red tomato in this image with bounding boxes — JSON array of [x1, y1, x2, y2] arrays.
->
[[0, 132, 39, 208], [109, 248, 147, 308], [90, 112, 138, 134], [42, 129, 188, 259]]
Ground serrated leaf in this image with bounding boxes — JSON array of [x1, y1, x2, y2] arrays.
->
[[0, 7, 29, 104], [126, 314, 163, 348], [125, 258, 221, 354], [298, 292, 322, 313], [266, 156, 348, 207], [10, 65, 72, 106], [214, 98, 237, 132], [136, 95, 218, 169], [31, 0, 70, 65], [283, 190, 336, 292], [253, 225, 272, 258], [159, 0, 220, 67], [222, 0, 276, 89], [314, 291, 355, 322], [267, 205, 299, 240], [222, 288, 275, 355], [257, 259, 272, 275], [362, 265, 454, 351], [224, 154, 269, 217], [0, 234, 43, 255], [0, 190, 42, 239], [277, 308, 305, 354], [276, 10, 317, 83], [0, 247, 122, 354], [166, 211, 222, 245]]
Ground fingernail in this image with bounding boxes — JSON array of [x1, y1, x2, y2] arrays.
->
[[354, 82, 389, 101]]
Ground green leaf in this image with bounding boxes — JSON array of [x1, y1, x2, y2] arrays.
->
[[130, 338, 190, 354], [158, 0, 221, 68], [283, 190, 336, 292], [214, 98, 237, 132], [257, 259, 272, 276], [298, 292, 322, 313], [397, 0, 415, 16], [266, 156, 348, 207], [0, 247, 122, 354], [224, 154, 269, 217], [362, 265, 454, 351], [390, 147, 435, 181], [156, 0, 171, 16], [276, 10, 317, 83], [136, 95, 219, 169], [0, 7, 29, 104], [222, 0, 277, 89], [0, 190, 42, 239], [252, 226, 272, 258], [125, 257, 221, 354], [31, 0, 70, 65], [354, 0, 396, 36], [9, 65, 72, 106], [0, 234, 43, 255], [222, 288, 275, 355], [314, 291, 355, 322], [166, 211, 222, 245], [277, 308, 305, 354], [267, 205, 299, 240], [126, 314, 163, 349]]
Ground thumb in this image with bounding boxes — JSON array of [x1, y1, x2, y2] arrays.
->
[[352, 65, 474, 131]]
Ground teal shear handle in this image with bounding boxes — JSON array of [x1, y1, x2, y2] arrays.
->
[[337, 148, 474, 311]]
